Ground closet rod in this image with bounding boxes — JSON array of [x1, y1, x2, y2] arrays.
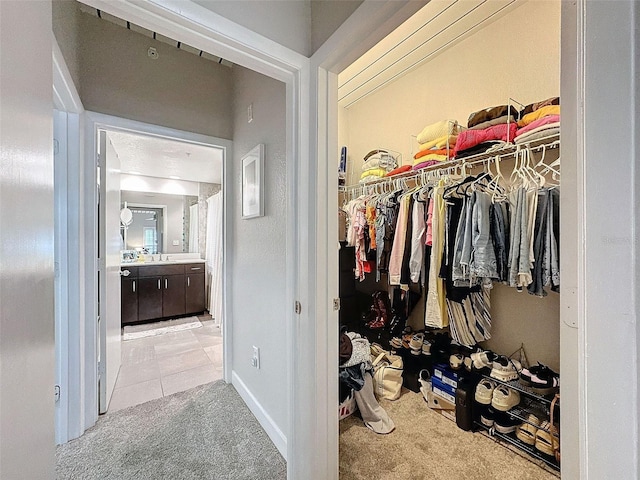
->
[[340, 133, 559, 192]]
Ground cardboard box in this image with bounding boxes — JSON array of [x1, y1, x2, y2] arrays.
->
[[433, 363, 460, 390], [431, 376, 456, 399], [431, 379, 456, 404], [438, 408, 456, 423]]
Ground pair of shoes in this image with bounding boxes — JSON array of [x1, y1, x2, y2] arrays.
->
[[490, 355, 522, 382], [421, 340, 432, 356], [470, 350, 496, 371], [463, 356, 473, 372], [389, 337, 403, 350], [516, 414, 541, 445], [474, 379, 521, 411], [535, 421, 559, 458], [409, 333, 424, 355], [520, 363, 560, 394], [480, 405, 497, 427], [449, 353, 464, 370], [494, 411, 521, 434]]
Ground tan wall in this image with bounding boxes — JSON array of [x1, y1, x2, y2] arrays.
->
[[341, 0, 561, 369], [341, 0, 560, 183], [70, 8, 234, 139]]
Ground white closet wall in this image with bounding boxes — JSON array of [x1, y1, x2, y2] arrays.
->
[[338, 0, 561, 370]]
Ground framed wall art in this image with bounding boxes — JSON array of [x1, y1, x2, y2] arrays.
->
[[241, 144, 264, 219]]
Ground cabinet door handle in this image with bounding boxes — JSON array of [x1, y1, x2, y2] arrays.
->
[[132, 280, 136, 293], [165, 278, 168, 289], [190, 267, 201, 271], [187, 277, 190, 287], [157, 279, 161, 290]]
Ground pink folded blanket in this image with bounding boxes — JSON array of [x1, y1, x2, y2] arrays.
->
[[515, 114, 560, 138], [454, 123, 518, 155]]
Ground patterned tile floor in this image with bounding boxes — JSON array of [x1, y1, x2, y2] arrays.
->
[[109, 314, 222, 412]]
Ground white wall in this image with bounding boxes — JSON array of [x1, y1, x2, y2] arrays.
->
[[0, 1, 56, 478], [340, 0, 561, 369], [229, 65, 288, 451]]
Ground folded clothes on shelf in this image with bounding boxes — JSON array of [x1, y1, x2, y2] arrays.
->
[[518, 96, 559, 118], [454, 123, 518, 155], [417, 134, 458, 152], [517, 105, 561, 127], [467, 105, 518, 128], [468, 114, 517, 131], [416, 119, 460, 144]]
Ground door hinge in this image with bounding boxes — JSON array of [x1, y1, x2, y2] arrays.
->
[[333, 298, 341, 311], [294, 301, 302, 314], [54, 385, 61, 403]]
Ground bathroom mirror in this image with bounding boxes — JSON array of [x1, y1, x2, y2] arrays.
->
[[120, 191, 200, 254]]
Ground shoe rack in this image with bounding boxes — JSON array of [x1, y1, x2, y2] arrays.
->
[[474, 373, 560, 472]]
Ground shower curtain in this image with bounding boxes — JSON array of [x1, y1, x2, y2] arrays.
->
[[206, 192, 223, 326], [189, 204, 199, 253]]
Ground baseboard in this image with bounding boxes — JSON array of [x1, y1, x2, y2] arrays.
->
[[231, 371, 287, 459]]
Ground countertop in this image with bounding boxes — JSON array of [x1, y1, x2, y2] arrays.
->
[[120, 259, 205, 267]]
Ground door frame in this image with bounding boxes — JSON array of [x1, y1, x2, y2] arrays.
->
[[84, 110, 234, 406]]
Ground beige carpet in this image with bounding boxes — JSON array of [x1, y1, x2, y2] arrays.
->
[[340, 388, 559, 480]]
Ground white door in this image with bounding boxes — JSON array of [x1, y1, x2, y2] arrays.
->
[[98, 130, 122, 413]]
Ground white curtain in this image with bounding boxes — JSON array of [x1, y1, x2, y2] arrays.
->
[[206, 192, 223, 326], [189, 204, 199, 253]]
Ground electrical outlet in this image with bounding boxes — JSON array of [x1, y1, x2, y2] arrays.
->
[[172, 240, 180, 246], [251, 346, 260, 369]]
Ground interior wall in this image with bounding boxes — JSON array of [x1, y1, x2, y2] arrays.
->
[[193, 0, 312, 56], [0, 1, 56, 477], [340, 0, 561, 369], [341, 0, 560, 181], [230, 65, 289, 440], [52, 0, 81, 88], [52, 1, 234, 139], [311, 0, 363, 54], [121, 191, 186, 253]]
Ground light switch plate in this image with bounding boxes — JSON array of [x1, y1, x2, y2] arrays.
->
[[172, 240, 180, 246]]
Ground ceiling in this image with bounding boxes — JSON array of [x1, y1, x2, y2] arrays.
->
[[338, 0, 522, 108], [107, 131, 223, 184]]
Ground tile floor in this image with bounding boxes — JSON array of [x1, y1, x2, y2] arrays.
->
[[109, 314, 223, 413]]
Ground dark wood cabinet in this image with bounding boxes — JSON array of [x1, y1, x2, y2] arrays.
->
[[162, 274, 185, 318], [121, 277, 139, 325], [185, 269, 206, 314], [121, 262, 205, 325], [137, 276, 163, 322]]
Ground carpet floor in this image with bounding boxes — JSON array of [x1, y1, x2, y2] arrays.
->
[[339, 389, 559, 480], [56, 381, 286, 480]]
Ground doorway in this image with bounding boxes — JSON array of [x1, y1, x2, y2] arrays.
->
[[93, 122, 229, 413]]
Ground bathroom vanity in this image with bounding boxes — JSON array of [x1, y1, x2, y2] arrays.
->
[[120, 260, 206, 325]]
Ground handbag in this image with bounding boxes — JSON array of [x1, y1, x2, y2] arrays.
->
[[371, 351, 403, 401]]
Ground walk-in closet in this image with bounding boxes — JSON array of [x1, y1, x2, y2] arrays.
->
[[337, 1, 562, 478]]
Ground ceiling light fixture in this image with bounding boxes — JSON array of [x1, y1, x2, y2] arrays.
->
[[169, 175, 181, 180]]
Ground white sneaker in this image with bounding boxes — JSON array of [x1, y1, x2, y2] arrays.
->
[[490, 355, 522, 382], [491, 385, 521, 411], [474, 378, 497, 405]]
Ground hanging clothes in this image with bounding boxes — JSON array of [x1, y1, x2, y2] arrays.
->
[[425, 181, 448, 328]]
